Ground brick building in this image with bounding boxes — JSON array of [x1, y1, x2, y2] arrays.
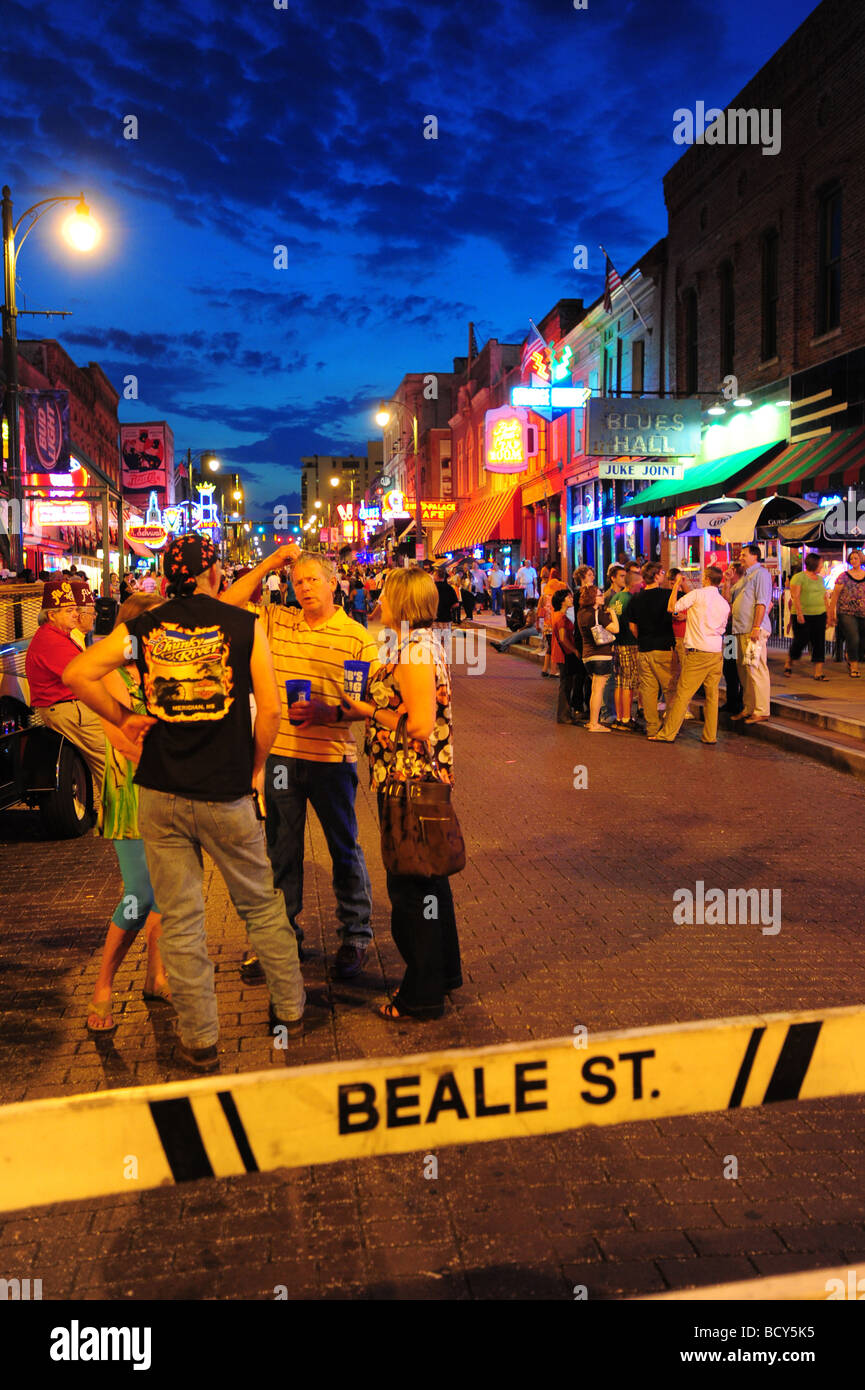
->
[[16, 339, 122, 575], [663, 0, 865, 498]]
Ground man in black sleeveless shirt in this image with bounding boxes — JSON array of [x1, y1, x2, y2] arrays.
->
[[64, 534, 308, 1071]]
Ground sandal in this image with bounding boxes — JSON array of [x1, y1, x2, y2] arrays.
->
[[143, 979, 172, 1004], [813, 673, 828, 681], [86, 999, 118, 1034], [782, 665, 792, 676], [378, 1000, 413, 1021]]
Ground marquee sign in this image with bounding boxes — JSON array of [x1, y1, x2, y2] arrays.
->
[[382, 489, 410, 520], [127, 523, 168, 549], [511, 386, 591, 411]]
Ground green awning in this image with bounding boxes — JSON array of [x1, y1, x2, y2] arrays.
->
[[619, 444, 783, 517]]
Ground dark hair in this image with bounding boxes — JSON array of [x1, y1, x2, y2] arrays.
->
[[551, 587, 572, 612], [642, 561, 662, 584], [668, 568, 681, 581], [707, 565, 723, 586], [608, 564, 624, 581], [745, 544, 761, 559], [804, 552, 822, 573]]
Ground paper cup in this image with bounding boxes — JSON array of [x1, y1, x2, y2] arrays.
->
[[343, 660, 370, 702], [285, 678, 312, 725]]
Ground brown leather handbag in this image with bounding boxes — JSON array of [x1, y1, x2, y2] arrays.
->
[[379, 715, 466, 878]]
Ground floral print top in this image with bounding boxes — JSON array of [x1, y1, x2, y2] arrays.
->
[[364, 629, 454, 788]]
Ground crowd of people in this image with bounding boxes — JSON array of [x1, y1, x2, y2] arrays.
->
[[24, 537, 464, 1072], [490, 546, 865, 740]]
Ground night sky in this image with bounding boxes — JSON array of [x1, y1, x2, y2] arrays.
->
[[6, 0, 818, 521]]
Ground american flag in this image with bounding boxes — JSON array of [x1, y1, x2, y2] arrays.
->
[[520, 329, 545, 377], [603, 253, 623, 314]]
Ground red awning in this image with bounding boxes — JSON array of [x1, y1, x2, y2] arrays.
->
[[434, 485, 521, 555], [739, 428, 865, 499]]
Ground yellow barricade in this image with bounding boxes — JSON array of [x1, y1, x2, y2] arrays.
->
[[0, 1004, 863, 1213]]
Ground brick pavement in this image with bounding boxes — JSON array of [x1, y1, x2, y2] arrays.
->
[[0, 650, 864, 1299]]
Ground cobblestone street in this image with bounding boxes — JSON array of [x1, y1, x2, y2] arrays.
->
[[1, 653, 864, 1300]]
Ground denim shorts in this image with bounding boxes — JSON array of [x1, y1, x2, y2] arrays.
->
[[585, 656, 613, 678]]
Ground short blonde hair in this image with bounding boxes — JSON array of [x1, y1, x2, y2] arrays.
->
[[292, 553, 336, 582], [382, 567, 437, 628], [116, 592, 164, 627]]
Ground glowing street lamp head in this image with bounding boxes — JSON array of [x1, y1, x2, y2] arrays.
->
[[205, 456, 221, 472], [232, 489, 242, 501], [314, 499, 322, 510], [375, 408, 390, 428], [62, 196, 101, 253], [329, 476, 339, 487]]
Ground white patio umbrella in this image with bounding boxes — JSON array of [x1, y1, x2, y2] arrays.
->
[[719, 494, 810, 544]]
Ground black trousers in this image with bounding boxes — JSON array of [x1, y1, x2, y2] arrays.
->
[[790, 612, 827, 664], [377, 793, 462, 1017]]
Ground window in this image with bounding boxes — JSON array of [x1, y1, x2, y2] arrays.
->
[[761, 229, 779, 360], [683, 290, 698, 395], [816, 184, 842, 334], [616, 338, 623, 395], [719, 261, 735, 377], [631, 340, 645, 395], [603, 342, 616, 394]]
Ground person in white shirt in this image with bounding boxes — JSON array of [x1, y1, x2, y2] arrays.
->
[[265, 571, 282, 604], [515, 561, 538, 601], [487, 561, 505, 615], [649, 566, 730, 745]]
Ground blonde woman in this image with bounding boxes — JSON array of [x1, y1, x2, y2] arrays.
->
[[86, 593, 171, 1033], [341, 567, 461, 1020]]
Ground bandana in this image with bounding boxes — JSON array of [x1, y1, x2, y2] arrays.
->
[[163, 533, 218, 584]]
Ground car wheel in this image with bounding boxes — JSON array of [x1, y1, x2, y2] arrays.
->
[[37, 744, 93, 838]]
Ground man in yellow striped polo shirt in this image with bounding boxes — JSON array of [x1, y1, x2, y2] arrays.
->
[[225, 548, 377, 978]]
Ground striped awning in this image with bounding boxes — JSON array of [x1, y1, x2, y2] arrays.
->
[[619, 445, 782, 517], [434, 485, 521, 556], [739, 428, 865, 499]]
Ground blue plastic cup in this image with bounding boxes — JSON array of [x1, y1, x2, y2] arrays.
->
[[285, 678, 312, 725], [343, 660, 370, 702]]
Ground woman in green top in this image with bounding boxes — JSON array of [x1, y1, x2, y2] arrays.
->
[[86, 593, 171, 1033], [784, 553, 829, 680]]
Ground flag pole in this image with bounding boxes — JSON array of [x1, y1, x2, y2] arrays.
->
[[599, 245, 651, 333]]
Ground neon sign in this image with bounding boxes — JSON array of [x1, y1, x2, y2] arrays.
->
[[530, 349, 550, 382], [488, 418, 525, 467], [511, 385, 591, 409], [383, 489, 410, 519], [484, 405, 530, 474], [34, 501, 92, 526], [527, 340, 573, 386]]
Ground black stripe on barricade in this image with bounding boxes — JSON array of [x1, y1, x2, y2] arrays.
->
[[728, 1026, 765, 1108], [763, 1020, 823, 1103], [218, 1090, 259, 1173], [149, 1098, 214, 1182]]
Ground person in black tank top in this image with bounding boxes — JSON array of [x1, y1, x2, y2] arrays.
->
[[62, 533, 312, 1071]]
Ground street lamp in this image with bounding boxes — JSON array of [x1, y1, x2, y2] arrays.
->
[[374, 399, 421, 560], [2, 186, 101, 572]]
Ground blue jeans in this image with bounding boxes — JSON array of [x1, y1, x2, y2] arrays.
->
[[498, 623, 539, 650], [490, 587, 502, 614], [265, 755, 373, 943], [138, 788, 305, 1047], [839, 613, 865, 663]]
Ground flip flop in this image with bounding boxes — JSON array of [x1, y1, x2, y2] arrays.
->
[[143, 982, 172, 1004], [86, 999, 118, 1034]]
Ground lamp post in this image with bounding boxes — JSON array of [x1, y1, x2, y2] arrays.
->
[[374, 399, 422, 561], [2, 186, 101, 572]]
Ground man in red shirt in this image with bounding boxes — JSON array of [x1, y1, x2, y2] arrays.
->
[[25, 576, 105, 799]]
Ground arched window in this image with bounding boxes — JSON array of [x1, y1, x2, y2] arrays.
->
[[682, 289, 698, 395], [761, 229, 779, 360], [719, 261, 735, 377]]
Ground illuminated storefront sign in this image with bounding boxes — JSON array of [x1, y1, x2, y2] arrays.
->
[[127, 523, 168, 549], [34, 500, 92, 527], [124, 487, 221, 551], [526, 341, 573, 386], [484, 405, 533, 474], [587, 398, 702, 457], [382, 489, 410, 519], [511, 385, 591, 410], [598, 460, 685, 481]]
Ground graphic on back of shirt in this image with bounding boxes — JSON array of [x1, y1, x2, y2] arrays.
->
[[141, 621, 234, 721]]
